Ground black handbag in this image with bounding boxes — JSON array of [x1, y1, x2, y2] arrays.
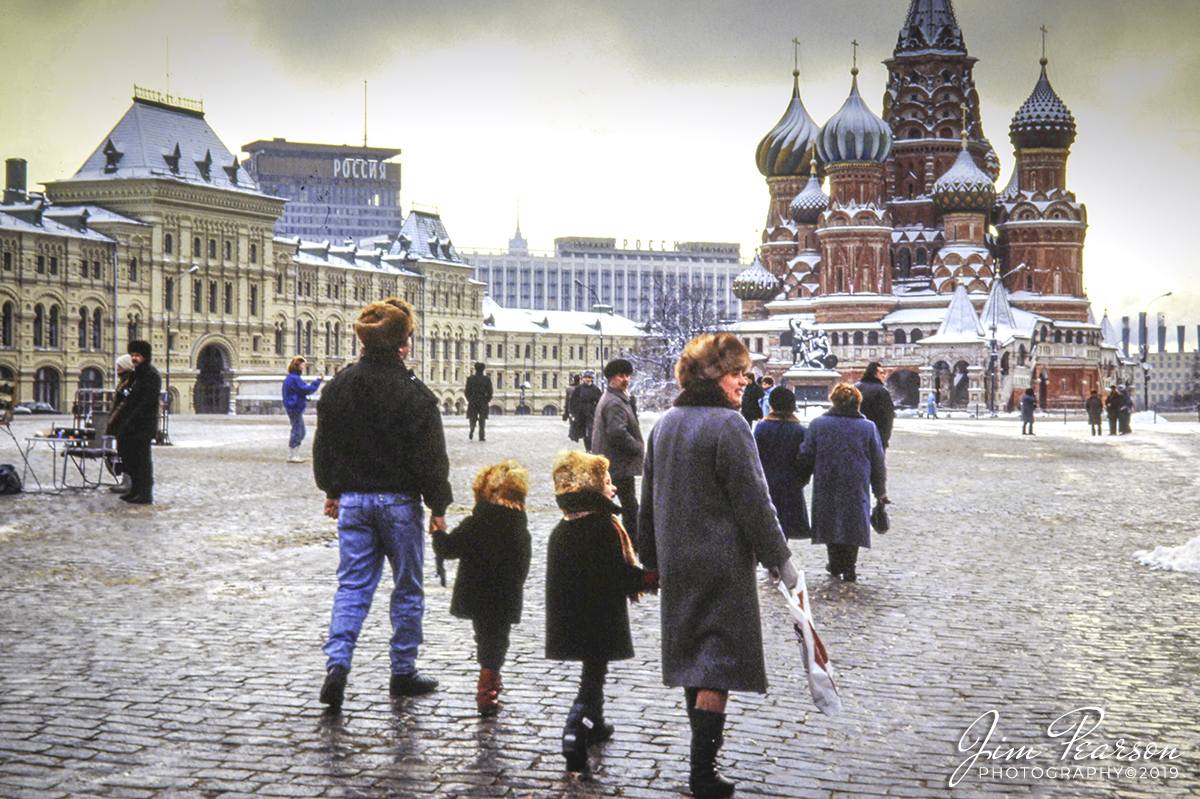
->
[[870, 501, 890, 533]]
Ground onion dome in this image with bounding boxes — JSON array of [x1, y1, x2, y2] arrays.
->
[[756, 70, 822, 178], [1010, 58, 1076, 150], [932, 134, 996, 212], [789, 162, 829, 223], [732, 255, 781, 302], [816, 69, 893, 165]]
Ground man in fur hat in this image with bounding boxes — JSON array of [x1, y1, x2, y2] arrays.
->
[[591, 358, 643, 546], [313, 298, 453, 711], [107, 340, 161, 504]]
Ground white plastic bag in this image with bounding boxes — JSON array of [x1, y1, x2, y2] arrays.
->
[[777, 572, 842, 716]]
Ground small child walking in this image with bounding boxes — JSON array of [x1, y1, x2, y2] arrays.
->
[[431, 460, 532, 716], [545, 450, 657, 772]]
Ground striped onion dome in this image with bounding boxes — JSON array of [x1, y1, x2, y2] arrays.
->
[[732, 256, 781, 302], [1010, 59, 1076, 150], [789, 168, 829, 224], [755, 70, 821, 178], [815, 69, 893, 165], [932, 137, 996, 212]]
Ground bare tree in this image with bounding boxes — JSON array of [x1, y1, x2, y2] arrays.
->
[[627, 272, 725, 410]]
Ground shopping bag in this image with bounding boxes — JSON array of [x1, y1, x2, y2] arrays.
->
[[777, 572, 842, 716]]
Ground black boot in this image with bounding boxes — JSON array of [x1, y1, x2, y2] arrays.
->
[[562, 701, 589, 772], [582, 699, 614, 745], [690, 709, 735, 799]]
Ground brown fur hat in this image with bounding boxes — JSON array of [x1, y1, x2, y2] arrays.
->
[[355, 298, 414, 352], [675, 332, 751, 389], [473, 460, 529, 511], [552, 450, 610, 496]]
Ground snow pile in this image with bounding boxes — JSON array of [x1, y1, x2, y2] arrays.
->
[[1131, 410, 1170, 425], [1134, 536, 1200, 574]]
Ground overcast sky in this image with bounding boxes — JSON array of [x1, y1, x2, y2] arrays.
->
[[3, 0, 1198, 346]]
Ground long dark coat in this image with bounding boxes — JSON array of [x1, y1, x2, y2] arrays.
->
[[753, 415, 811, 540], [108, 360, 161, 443], [545, 492, 646, 662], [432, 502, 531, 624], [591, 387, 643, 480], [798, 406, 886, 549], [1020, 392, 1037, 423], [639, 383, 792, 693], [464, 372, 493, 421], [1085, 394, 1104, 424], [854, 376, 896, 448]]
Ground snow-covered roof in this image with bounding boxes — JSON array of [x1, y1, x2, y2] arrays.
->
[[292, 238, 420, 277], [481, 296, 645, 338], [389, 210, 462, 264], [0, 203, 121, 242], [65, 97, 265, 196], [880, 307, 948, 326], [922, 285, 985, 344]]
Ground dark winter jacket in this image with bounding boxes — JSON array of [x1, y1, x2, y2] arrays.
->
[[545, 491, 647, 662], [639, 380, 792, 693], [313, 349, 453, 514], [1085, 394, 1104, 424], [854, 375, 896, 448], [1020, 392, 1037, 422], [282, 372, 321, 413], [753, 415, 811, 539], [740, 381, 765, 424], [591, 386, 643, 479], [108, 360, 161, 443], [1104, 389, 1122, 419], [432, 501, 531, 625], [465, 373, 493, 420], [798, 405, 886, 549], [569, 382, 602, 423]]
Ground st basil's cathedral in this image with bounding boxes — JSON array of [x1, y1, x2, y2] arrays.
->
[[730, 0, 1123, 410]]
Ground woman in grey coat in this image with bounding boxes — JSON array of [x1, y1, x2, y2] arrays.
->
[[639, 332, 797, 799], [799, 383, 888, 583]]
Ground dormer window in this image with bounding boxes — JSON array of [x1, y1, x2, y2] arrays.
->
[[103, 139, 123, 173], [195, 149, 213, 182], [223, 156, 240, 185], [163, 143, 181, 175]]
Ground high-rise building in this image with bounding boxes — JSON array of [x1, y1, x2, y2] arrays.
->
[[241, 138, 401, 242]]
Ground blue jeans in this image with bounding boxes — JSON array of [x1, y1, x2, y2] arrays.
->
[[324, 492, 425, 675], [287, 408, 306, 448]]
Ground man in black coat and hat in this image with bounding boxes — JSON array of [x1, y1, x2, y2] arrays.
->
[[465, 362, 493, 441], [107, 340, 161, 504], [854, 361, 896, 450]]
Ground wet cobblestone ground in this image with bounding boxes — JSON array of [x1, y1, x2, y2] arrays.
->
[[1, 411, 1198, 799]]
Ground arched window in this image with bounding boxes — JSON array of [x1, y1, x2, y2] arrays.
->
[[129, 258, 138, 282], [836, 268, 844, 292], [916, 248, 927, 265], [164, 233, 174, 255], [48, 305, 60, 348], [223, 241, 232, 260], [78, 307, 89, 349], [249, 244, 258, 264], [304, 321, 312, 355], [274, 323, 284, 356], [1041, 327, 1048, 342], [1054, 330, 1062, 343], [853, 331, 864, 346], [324, 321, 332, 356], [193, 237, 202, 257], [911, 328, 923, 343], [1000, 352, 1010, 375], [898, 249, 912, 278], [333, 323, 341, 357], [894, 329, 907, 344], [208, 239, 217, 259], [79, 367, 104, 390], [33, 304, 44, 347], [33, 366, 59, 409], [92, 308, 103, 350], [1018, 344, 1027, 365], [127, 313, 140, 343], [1, 301, 13, 347], [867, 331, 879, 345]]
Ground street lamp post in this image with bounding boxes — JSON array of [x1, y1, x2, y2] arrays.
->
[[1140, 291, 1173, 411], [987, 263, 1027, 415], [164, 265, 199, 417], [574, 279, 603, 376]]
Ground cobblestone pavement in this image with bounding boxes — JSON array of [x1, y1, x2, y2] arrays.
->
[[1, 411, 1198, 799]]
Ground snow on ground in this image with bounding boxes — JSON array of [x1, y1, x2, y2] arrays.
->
[[1134, 536, 1200, 574]]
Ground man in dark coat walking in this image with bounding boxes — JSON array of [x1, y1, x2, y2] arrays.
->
[[107, 340, 161, 504], [854, 361, 896, 449], [1104, 386, 1122, 436], [591, 358, 643, 544], [1085, 388, 1104, 436], [569, 371, 602, 452], [313, 298, 453, 711], [465, 362, 493, 441], [739, 376, 765, 425]]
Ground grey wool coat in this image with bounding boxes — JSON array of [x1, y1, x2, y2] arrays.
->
[[591, 386, 644, 479], [639, 387, 792, 693], [798, 407, 887, 549]]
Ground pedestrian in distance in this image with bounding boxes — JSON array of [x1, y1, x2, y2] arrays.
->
[[282, 356, 321, 462], [926, 390, 939, 419], [569, 371, 602, 451], [431, 460, 531, 716], [107, 340, 161, 505], [465, 362, 493, 442], [639, 332, 797, 799], [757, 375, 775, 419], [1104, 386, 1122, 436], [563, 374, 580, 436], [313, 298, 453, 712], [753, 386, 811, 540], [799, 383, 887, 583], [1085, 388, 1104, 436], [855, 361, 896, 450], [591, 358, 643, 548], [1021, 387, 1037, 435], [107, 353, 135, 495], [740, 374, 765, 425], [546, 450, 657, 773], [1119, 387, 1134, 434]]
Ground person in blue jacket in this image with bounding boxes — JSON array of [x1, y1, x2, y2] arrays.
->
[[283, 356, 321, 462]]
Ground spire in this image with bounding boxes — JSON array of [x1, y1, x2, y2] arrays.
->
[[936, 285, 984, 339], [755, 41, 821, 178], [508, 198, 528, 255], [894, 0, 966, 56], [980, 277, 1016, 337]]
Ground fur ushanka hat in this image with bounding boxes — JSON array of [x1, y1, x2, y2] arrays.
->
[[675, 332, 750, 389], [355, 298, 414, 352], [552, 450, 610, 496], [473, 460, 529, 511]]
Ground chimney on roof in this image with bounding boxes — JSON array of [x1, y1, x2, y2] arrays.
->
[[1178, 326, 1186, 353], [1121, 316, 1130, 358], [1157, 313, 1166, 353], [5, 158, 27, 204]]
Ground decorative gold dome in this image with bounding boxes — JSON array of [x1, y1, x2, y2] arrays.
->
[[755, 70, 821, 178], [732, 256, 781, 302]]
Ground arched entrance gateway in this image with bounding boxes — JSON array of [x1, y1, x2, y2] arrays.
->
[[194, 344, 232, 413], [886, 369, 921, 408]]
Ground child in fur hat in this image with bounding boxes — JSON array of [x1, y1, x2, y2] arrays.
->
[[545, 450, 657, 772], [431, 460, 532, 716]]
